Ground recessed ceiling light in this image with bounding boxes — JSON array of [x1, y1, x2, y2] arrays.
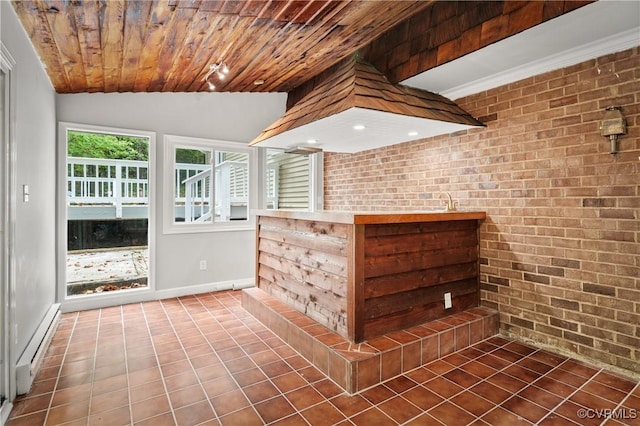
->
[[408, 131, 419, 136], [254, 79, 265, 86], [307, 139, 317, 144], [353, 124, 366, 130]]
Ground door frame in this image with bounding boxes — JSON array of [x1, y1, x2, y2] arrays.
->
[[57, 122, 156, 312], [0, 42, 17, 422]]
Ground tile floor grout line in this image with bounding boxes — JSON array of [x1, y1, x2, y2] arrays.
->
[[598, 374, 640, 426], [138, 300, 180, 425], [365, 336, 505, 425], [66, 310, 97, 425], [464, 346, 540, 425], [42, 311, 80, 426], [518, 348, 607, 425], [121, 304, 135, 426], [504, 348, 578, 425], [270, 380, 340, 425], [196, 293, 284, 421], [92, 307, 125, 422], [539, 357, 639, 424], [182, 295, 264, 420], [217, 292, 347, 423], [442, 340, 566, 425], [214, 292, 347, 425], [83, 308, 103, 426], [561, 362, 639, 425], [177, 293, 267, 423], [165, 297, 233, 425], [53, 314, 93, 424], [397, 382, 447, 426], [356, 405, 398, 425], [219, 293, 323, 425], [535, 360, 604, 426], [236, 291, 349, 394], [397, 337, 519, 426]]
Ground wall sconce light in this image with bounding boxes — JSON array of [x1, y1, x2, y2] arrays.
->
[[600, 106, 626, 154], [203, 62, 229, 91]]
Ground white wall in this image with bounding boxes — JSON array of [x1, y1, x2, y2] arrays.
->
[[56, 92, 286, 295], [1, 3, 57, 357]]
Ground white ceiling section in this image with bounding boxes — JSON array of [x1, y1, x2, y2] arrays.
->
[[402, 0, 640, 99], [254, 107, 479, 154]]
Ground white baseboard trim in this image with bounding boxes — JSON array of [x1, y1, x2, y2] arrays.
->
[[0, 400, 13, 425], [16, 304, 60, 395], [60, 279, 256, 313], [154, 278, 254, 300], [233, 280, 256, 290], [61, 288, 157, 313]]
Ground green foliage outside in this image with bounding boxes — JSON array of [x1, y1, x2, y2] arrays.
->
[[68, 131, 207, 164], [68, 131, 148, 160], [176, 148, 207, 164]]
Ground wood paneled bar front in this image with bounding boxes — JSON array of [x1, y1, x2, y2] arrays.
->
[[254, 210, 486, 343]]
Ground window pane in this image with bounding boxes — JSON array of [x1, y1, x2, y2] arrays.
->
[[266, 149, 309, 210], [215, 151, 249, 221], [175, 147, 212, 223], [65, 129, 151, 298]]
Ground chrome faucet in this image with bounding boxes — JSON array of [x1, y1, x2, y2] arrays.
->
[[440, 192, 457, 211]]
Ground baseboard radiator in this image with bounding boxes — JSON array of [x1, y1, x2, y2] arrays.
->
[[16, 304, 60, 395]]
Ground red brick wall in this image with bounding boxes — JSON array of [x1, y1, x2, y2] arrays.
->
[[323, 48, 640, 375]]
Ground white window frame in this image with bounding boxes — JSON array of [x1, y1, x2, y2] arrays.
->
[[163, 135, 257, 234], [260, 149, 323, 212], [57, 122, 156, 311], [309, 151, 324, 212]]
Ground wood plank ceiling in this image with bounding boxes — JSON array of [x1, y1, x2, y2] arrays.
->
[[12, 0, 433, 93]]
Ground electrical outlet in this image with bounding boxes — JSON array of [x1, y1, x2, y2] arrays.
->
[[444, 292, 452, 309], [199, 260, 207, 270]]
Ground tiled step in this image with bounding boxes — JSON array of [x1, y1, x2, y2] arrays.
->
[[242, 287, 499, 394]]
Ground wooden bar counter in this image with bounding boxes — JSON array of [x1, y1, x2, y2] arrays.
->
[[254, 210, 486, 343]]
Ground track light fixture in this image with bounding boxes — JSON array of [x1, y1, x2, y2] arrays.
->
[[204, 62, 229, 91]]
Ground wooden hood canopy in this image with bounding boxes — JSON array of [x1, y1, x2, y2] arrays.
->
[[250, 57, 485, 153]]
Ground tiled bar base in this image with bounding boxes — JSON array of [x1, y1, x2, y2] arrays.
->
[[242, 287, 499, 394]]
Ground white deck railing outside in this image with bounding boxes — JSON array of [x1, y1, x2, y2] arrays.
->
[[67, 157, 278, 221], [67, 157, 150, 218]]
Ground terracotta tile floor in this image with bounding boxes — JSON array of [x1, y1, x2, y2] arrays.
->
[[7, 290, 639, 425]]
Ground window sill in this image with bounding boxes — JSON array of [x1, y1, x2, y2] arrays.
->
[[162, 221, 255, 235]]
